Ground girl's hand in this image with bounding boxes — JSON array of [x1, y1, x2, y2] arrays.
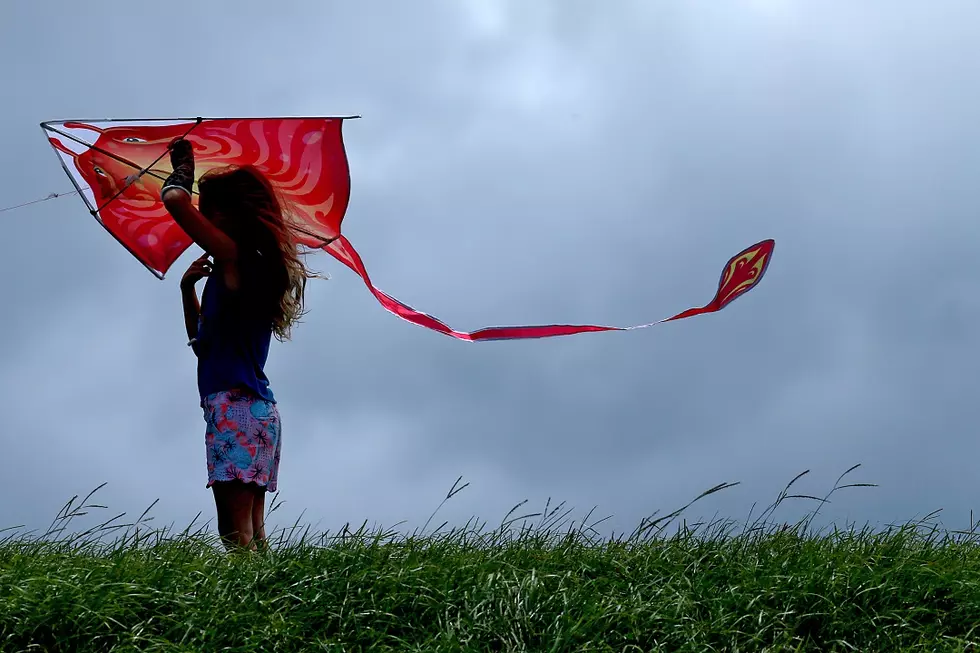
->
[[181, 254, 212, 289], [162, 138, 196, 199]]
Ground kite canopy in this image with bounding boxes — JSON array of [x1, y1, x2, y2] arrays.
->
[[42, 116, 774, 341], [42, 117, 353, 278]]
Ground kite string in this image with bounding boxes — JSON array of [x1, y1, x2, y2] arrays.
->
[[0, 188, 85, 214]]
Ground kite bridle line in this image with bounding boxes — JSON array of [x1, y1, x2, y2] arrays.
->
[[41, 116, 345, 273]]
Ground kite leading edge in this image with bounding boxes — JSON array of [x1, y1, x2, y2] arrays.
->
[[40, 116, 774, 342]]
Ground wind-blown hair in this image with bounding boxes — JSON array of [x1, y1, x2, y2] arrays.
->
[[197, 165, 314, 341]]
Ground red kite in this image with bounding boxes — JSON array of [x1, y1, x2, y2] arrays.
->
[[41, 116, 773, 341]]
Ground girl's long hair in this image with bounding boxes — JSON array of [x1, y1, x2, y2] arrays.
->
[[197, 165, 315, 341]]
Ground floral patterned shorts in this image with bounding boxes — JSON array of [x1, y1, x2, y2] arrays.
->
[[202, 390, 282, 492]]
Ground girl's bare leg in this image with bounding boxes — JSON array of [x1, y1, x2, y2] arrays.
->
[[251, 487, 269, 551], [211, 480, 256, 551]]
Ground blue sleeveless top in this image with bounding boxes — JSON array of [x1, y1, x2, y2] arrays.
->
[[192, 258, 276, 404]]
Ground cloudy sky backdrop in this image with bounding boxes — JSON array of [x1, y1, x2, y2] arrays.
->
[[3, 0, 979, 542]]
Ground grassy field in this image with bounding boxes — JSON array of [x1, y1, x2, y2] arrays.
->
[[3, 466, 980, 652]]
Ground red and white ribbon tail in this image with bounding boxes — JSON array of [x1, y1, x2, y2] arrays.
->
[[323, 236, 775, 342]]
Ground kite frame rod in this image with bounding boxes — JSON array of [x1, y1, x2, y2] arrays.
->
[[40, 115, 362, 127], [38, 125, 167, 279]]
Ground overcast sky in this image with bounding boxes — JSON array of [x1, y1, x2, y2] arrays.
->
[[3, 0, 980, 544]]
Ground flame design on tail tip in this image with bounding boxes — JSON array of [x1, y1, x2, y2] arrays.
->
[[661, 239, 774, 323], [716, 238, 775, 309]]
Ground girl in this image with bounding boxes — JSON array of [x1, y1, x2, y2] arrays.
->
[[162, 138, 311, 552]]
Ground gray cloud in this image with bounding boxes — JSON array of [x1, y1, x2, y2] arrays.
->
[[2, 0, 979, 543]]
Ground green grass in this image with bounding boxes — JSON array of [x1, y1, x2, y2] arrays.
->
[[3, 466, 980, 652]]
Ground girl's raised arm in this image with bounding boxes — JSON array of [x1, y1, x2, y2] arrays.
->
[[162, 139, 240, 290]]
